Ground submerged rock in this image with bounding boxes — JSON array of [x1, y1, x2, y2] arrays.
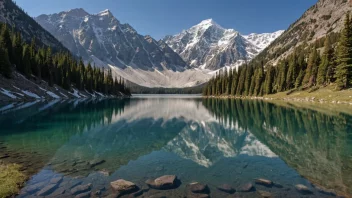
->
[[258, 190, 272, 198], [75, 191, 91, 198], [217, 184, 235, 194], [255, 178, 273, 187], [89, 159, 106, 167], [145, 175, 178, 190], [50, 176, 63, 184], [239, 183, 255, 192], [71, 183, 92, 195], [295, 184, 313, 195], [110, 179, 138, 194], [187, 193, 210, 198], [37, 184, 58, 196], [189, 182, 209, 194]]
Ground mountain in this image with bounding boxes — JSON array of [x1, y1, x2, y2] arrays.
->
[[35, 9, 187, 72], [35, 10, 283, 88], [0, 0, 67, 51], [163, 19, 283, 70], [255, 0, 352, 66]]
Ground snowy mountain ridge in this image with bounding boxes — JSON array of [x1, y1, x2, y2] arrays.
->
[[35, 9, 283, 88], [163, 19, 284, 70]]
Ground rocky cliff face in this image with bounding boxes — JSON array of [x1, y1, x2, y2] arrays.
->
[[0, 0, 67, 51], [256, 0, 352, 66], [163, 19, 283, 70], [35, 9, 187, 71]]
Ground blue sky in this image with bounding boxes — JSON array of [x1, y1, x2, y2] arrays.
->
[[16, 0, 317, 39]]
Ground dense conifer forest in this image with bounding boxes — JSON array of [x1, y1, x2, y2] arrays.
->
[[0, 22, 131, 96], [203, 14, 352, 97]]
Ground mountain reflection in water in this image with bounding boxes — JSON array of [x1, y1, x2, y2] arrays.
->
[[0, 96, 351, 197]]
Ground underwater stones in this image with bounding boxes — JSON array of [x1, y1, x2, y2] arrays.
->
[[189, 182, 209, 194], [255, 178, 273, 187], [71, 183, 92, 195], [217, 184, 235, 194], [130, 186, 150, 197], [295, 184, 313, 195], [89, 159, 106, 168], [239, 183, 255, 192], [187, 193, 210, 198], [37, 183, 58, 196], [25, 181, 46, 194], [258, 190, 272, 198], [146, 175, 178, 190], [110, 179, 138, 194], [50, 176, 63, 184], [75, 191, 91, 198]]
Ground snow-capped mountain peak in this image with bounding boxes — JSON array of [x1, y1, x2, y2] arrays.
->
[[164, 19, 283, 70], [196, 18, 223, 30], [243, 30, 285, 52], [97, 9, 113, 17]]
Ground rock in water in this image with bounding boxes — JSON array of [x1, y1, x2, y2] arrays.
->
[[75, 191, 91, 198], [217, 184, 235, 194], [239, 183, 255, 192], [71, 183, 92, 195], [187, 193, 210, 198], [110, 179, 138, 194], [146, 175, 178, 190], [295, 184, 313, 194], [89, 159, 106, 167], [258, 190, 272, 198], [255, 178, 273, 187], [189, 182, 209, 194], [50, 176, 63, 184], [37, 184, 58, 196]]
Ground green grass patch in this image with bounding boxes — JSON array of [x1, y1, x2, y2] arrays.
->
[[0, 162, 26, 198]]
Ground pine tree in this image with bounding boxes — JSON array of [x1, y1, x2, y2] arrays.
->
[[317, 36, 334, 85], [335, 13, 352, 90], [303, 46, 320, 87], [0, 45, 12, 78], [0, 25, 14, 63], [22, 44, 32, 77]]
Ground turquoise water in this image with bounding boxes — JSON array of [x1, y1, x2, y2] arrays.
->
[[0, 96, 351, 197]]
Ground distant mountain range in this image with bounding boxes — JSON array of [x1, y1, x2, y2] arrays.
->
[[163, 19, 283, 70], [35, 10, 282, 87]]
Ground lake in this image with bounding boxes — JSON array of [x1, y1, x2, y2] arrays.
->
[[0, 95, 351, 198]]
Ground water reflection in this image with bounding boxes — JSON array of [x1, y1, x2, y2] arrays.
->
[[0, 97, 351, 197]]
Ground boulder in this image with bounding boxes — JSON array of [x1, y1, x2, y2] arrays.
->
[[71, 183, 92, 195], [145, 175, 178, 190], [258, 190, 272, 198], [295, 184, 313, 195], [255, 179, 273, 187], [217, 184, 235, 194], [37, 184, 58, 196], [189, 182, 209, 194], [110, 179, 138, 194], [239, 183, 255, 192]]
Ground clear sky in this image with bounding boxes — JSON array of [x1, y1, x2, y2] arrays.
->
[[15, 0, 317, 40]]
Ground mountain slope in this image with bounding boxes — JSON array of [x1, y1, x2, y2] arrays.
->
[[256, 0, 352, 66], [163, 19, 283, 70], [0, 0, 67, 51], [35, 9, 187, 71]]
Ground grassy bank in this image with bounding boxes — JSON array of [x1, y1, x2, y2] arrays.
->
[[0, 162, 26, 198], [264, 85, 352, 104]]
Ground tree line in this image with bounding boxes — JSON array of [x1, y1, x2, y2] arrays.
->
[[203, 14, 352, 97], [0, 22, 131, 96]]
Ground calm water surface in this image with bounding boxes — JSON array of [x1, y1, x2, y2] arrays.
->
[[0, 95, 351, 198]]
